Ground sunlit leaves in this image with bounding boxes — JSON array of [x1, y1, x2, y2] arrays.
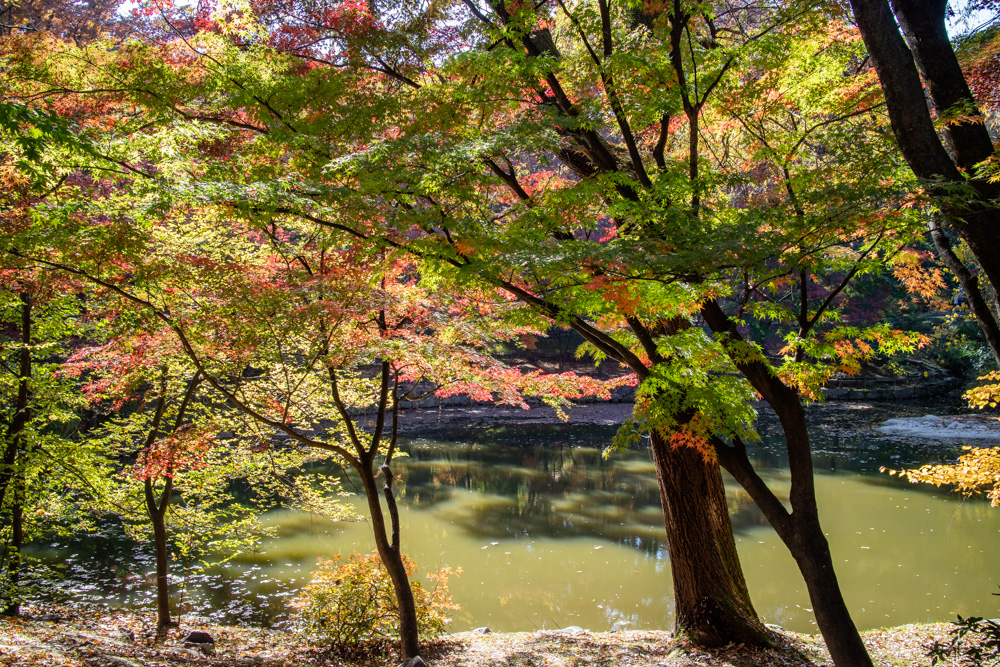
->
[[895, 446, 1000, 507]]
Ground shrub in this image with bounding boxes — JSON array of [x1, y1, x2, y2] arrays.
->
[[928, 614, 1000, 667], [290, 551, 460, 648]]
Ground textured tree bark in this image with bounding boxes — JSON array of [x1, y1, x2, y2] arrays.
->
[[890, 0, 995, 171], [649, 431, 771, 647], [536, 306, 772, 648], [849, 0, 1000, 341]]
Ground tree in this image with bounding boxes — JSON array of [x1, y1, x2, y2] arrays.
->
[[0, 3, 927, 663], [848, 0, 1000, 366], [0, 264, 103, 616], [3, 158, 622, 660], [0, 0, 129, 42], [72, 336, 351, 639]]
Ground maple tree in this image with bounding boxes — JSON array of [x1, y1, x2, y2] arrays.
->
[[0, 263, 105, 616], [0, 2, 971, 665], [0, 101, 114, 615], [0, 0, 137, 43], [72, 337, 351, 639], [0, 117, 623, 658], [7, 2, 920, 663]]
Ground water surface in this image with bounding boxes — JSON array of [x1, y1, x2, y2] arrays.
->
[[32, 403, 1000, 633]]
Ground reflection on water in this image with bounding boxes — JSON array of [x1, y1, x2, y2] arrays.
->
[[28, 404, 1000, 634]]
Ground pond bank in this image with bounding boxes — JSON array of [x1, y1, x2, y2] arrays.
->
[[0, 605, 951, 667]]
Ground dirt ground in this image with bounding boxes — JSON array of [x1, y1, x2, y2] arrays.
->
[[0, 605, 951, 667]]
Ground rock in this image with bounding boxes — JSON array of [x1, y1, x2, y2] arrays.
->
[[877, 414, 1000, 443], [541, 625, 587, 635], [178, 631, 215, 657], [181, 630, 215, 645], [471, 626, 493, 634], [184, 641, 215, 656], [173, 647, 203, 659], [398, 657, 429, 667]]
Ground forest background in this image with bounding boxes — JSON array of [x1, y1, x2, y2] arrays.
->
[[3, 0, 1000, 666]]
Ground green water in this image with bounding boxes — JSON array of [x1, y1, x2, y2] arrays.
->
[[222, 418, 1000, 633], [33, 407, 1000, 633]]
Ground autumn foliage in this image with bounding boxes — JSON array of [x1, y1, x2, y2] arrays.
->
[[291, 551, 460, 648]]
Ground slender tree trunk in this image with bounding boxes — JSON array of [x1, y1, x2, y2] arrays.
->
[[790, 520, 872, 667], [358, 462, 420, 659], [151, 511, 170, 633], [928, 220, 1000, 365], [650, 432, 770, 646], [145, 477, 173, 638], [703, 300, 873, 667], [2, 292, 30, 617], [3, 495, 23, 617], [771, 410, 873, 667]]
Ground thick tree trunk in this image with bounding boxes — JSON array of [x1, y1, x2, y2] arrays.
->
[[1, 292, 30, 617], [359, 464, 420, 660], [649, 432, 770, 647], [890, 0, 994, 171], [888, 0, 1000, 307], [849, 0, 1000, 337]]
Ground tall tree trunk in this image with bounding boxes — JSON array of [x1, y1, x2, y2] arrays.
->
[[790, 519, 871, 667], [2, 292, 30, 617], [849, 0, 1000, 357], [650, 432, 769, 646], [533, 306, 772, 647], [889, 0, 994, 171], [888, 0, 1000, 300], [703, 300, 873, 667]]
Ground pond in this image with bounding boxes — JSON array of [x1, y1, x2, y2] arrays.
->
[[29, 401, 1000, 634]]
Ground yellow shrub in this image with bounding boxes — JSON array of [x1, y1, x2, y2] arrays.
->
[[290, 551, 460, 648]]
